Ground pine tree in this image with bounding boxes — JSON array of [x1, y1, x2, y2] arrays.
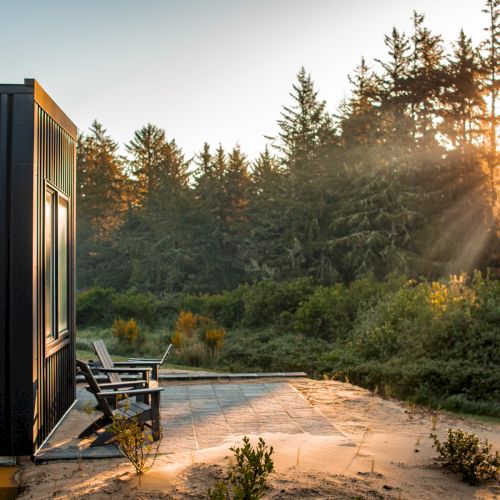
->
[[408, 12, 446, 146], [76, 121, 129, 288], [480, 0, 499, 208], [441, 30, 485, 149], [275, 67, 335, 172], [376, 28, 414, 144], [340, 57, 383, 145], [120, 125, 192, 292], [126, 123, 189, 206]]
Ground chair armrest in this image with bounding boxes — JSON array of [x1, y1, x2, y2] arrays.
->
[[128, 358, 161, 362], [97, 367, 152, 373], [113, 361, 161, 367], [97, 380, 147, 389], [98, 387, 164, 397]]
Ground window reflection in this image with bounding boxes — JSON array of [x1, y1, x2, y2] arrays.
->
[[58, 198, 68, 333], [44, 191, 55, 339]]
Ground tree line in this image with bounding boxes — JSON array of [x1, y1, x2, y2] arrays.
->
[[77, 3, 499, 295]]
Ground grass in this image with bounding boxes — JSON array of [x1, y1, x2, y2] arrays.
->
[[75, 347, 225, 372], [442, 410, 500, 426]]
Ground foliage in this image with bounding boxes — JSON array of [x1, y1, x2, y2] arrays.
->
[[170, 310, 226, 366], [111, 290, 159, 326], [430, 429, 500, 484], [219, 328, 331, 375], [204, 328, 225, 356], [109, 398, 162, 478], [182, 290, 245, 327], [228, 437, 274, 499], [208, 436, 274, 500], [207, 482, 229, 500], [112, 319, 141, 345], [323, 273, 500, 416], [76, 287, 116, 327], [241, 278, 315, 327], [77, 2, 498, 294]]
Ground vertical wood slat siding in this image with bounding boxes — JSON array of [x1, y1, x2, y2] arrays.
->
[[34, 103, 76, 448], [0, 94, 10, 448], [37, 105, 72, 196], [0, 81, 76, 456]]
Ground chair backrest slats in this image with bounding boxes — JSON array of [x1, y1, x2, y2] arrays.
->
[[76, 359, 113, 417], [93, 340, 121, 384], [160, 344, 173, 364]]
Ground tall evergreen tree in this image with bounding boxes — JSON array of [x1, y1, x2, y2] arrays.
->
[[275, 67, 335, 172], [340, 57, 383, 145], [408, 12, 445, 146], [376, 28, 414, 145], [119, 125, 192, 292], [76, 121, 128, 289], [481, 0, 499, 208], [441, 30, 485, 149]]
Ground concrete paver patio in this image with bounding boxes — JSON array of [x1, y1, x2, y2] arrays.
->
[[36, 380, 345, 461]]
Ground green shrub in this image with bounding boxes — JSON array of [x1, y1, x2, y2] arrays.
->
[[111, 290, 158, 326], [229, 437, 274, 499], [76, 287, 116, 326], [293, 275, 400, 340], [323, 274, 500, 415], [294, 284, 350, 340], [208, 436, 274, 500], [242, 278, 314, 327], [221, 329, 331, 375], [110, 397, 162, 478], [430, 429, 500, 484], [182, 289, 245, 327]]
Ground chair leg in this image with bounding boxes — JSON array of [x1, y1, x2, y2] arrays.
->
[[79, 415, 112, 438], [151, 392, 161, 441], [89, 429, 115, 447]]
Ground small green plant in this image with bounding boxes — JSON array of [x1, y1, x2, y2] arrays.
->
[[207, 481, 229, 500], [228, 436, 274, 499], [430, 429, 500, 484], [110, 398, 162, 480], [208, 436, 274, 500]]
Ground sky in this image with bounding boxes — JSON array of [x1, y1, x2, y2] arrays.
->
[[0, 0, 488, 161]]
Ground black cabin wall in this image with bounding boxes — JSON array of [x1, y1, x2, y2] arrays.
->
[[0, 80, 76, 456]]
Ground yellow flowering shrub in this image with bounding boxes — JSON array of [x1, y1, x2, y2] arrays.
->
[[175, 310, 197, 337], [204, 328, 225, 351], [112, 318, 140, 344], [428, 274, 477, 315]]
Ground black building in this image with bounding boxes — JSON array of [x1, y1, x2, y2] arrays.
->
[[0, 79, 77, 456]]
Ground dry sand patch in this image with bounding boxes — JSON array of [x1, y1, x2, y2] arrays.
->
[[17, 378, 500, 499]]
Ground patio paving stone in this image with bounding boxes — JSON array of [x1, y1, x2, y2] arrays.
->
[[35, 380, 349, 461]]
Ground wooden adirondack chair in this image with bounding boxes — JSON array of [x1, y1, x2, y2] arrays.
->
[[76, 359, 163, 447], [128, 343, 173, 365], [93, 339, 162, 382]]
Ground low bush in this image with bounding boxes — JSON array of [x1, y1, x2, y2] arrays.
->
[[294, 284, 350, 340], [170, 310, 226, 366], [76, 287, 116, 326], [111, 290, 159, 326], [77, 287, 164, 327], [110, 397, 162, 480], [208, 436, 274, 500], [112, 318, 141, 344], [182, 289, 245, 327], [241, 277, 315, 327], [293, 275, 403, 340], [323, 273, 500, 415], [221, 328, 331, 375], [430, 429, 500, 484]]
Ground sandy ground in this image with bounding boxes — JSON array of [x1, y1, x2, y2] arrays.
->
[[16, 379, 500, 499]]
